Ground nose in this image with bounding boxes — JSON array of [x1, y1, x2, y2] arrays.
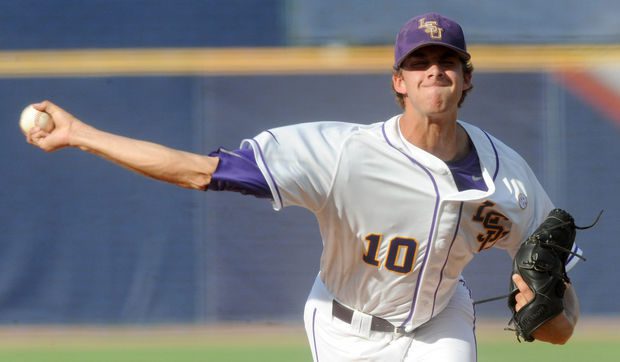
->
[[426, 62, 444, 78]]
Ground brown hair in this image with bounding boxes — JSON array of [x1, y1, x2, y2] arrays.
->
[[392, 60, 474, 109]]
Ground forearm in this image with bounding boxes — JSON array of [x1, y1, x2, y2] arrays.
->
[[532, 284, 579, 344], [70, 122, 219, 190], [563, 284, 580, 326]]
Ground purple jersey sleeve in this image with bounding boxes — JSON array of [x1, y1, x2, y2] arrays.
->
[[207, 148, 272, 199]]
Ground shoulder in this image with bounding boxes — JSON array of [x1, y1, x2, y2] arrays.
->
[[459, 120, 531, 169], [254, 121, 381, 149], [269, 121, 371, 136]]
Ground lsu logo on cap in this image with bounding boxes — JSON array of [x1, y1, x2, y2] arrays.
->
[[418, 18, 443, 39]]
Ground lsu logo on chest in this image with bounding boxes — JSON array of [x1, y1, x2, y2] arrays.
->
[[472, 200, 512, 251]]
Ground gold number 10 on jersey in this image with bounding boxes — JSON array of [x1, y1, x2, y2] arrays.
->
[[363, 234, 419, 274]]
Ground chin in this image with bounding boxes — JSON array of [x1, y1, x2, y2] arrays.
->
[[425, 103, 449, 114], [424, 107, 457, 119]]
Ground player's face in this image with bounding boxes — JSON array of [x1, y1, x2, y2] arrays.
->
[[393, 46, 471, 118]]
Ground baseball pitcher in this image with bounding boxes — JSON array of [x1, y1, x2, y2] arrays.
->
[[24, 12, 584, 362]]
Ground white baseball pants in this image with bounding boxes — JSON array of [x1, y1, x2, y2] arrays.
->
[[303, 275, 477, 361]]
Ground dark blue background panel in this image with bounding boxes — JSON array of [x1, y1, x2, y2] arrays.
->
[[2, 77, 199, 323], [1, 72, 617, 324], [0, 0, 285, 50]]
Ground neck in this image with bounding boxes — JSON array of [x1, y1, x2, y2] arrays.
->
[[399, 111, 469, 162]]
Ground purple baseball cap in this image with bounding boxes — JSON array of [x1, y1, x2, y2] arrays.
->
[[393, 13, 470, 69]]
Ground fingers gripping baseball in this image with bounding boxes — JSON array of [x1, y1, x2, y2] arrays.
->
[[511, 274, 534, 311], [25, 101, 79, 152]]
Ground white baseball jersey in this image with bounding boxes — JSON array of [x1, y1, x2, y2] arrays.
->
[[241, 114, 562, 332]]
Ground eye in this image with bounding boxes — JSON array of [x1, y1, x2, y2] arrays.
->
[[439, 59, 457, 67], [402, 59, 428, 70]]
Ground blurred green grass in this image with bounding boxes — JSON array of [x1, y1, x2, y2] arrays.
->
[[0, 341, 618, 362], [0, 346, 311, 362], [479, 340, 620, 361], [0, 320, 617, 362]]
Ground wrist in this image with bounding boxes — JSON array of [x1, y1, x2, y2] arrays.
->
[[67, 120, 93, 149]]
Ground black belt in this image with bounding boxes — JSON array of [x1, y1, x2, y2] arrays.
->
[[332, 300, 405, 333]]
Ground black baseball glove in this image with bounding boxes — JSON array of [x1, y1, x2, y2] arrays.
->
[[507, 208, 594, 342]]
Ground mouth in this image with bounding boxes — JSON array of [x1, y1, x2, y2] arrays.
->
[[422, 82, 450, 88]]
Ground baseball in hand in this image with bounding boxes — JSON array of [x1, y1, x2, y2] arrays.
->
[[19, 104, 54, 134]]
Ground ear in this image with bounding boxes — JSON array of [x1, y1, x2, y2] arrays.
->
[[463, 72, 473, 91], [392, 72, 407, 95]]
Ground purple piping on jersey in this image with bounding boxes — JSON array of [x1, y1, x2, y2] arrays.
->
[[430, 202, 464, 318], [566, 244, 576, 266], [265, 130, 280, 144], [566, 243, 579, 267], [480, 129, 500, 181], [381, 122, 441, 328], [461, 279, 478, 361], [312, 308, 319, 362], [246, 138, 283, 207], [474, 309, 478, 362]]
